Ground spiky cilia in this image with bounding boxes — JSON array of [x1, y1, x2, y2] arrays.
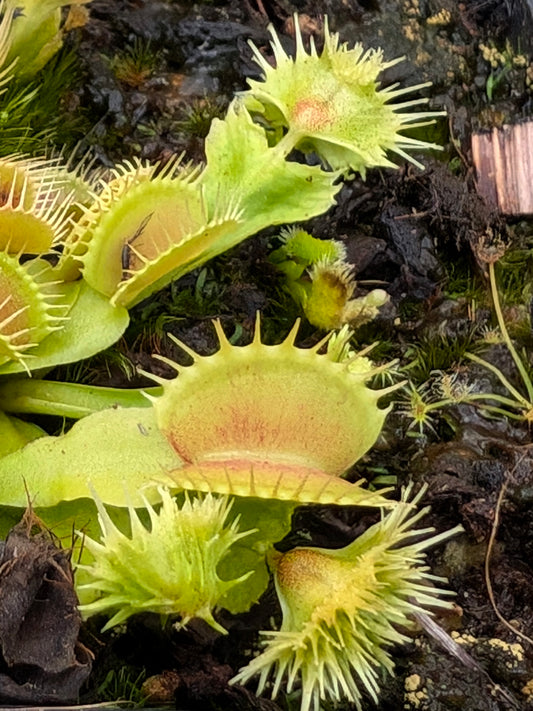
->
[[243, 15, 444, 176], [231, 486, 461, 711], [77, 488, 254, 633], [148, 316, 401, 508]]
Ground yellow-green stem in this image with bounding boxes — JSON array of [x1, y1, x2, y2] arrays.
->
[[273, 128, 304, 158], [465, 351, 529, 408], [488, 261, 533, 403], [0, 380, 160, 418]]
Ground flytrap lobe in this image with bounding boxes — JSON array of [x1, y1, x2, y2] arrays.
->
[[0, 253, 70, 368], [0, 1, 15, 92], [231, 485, 462, 711], [243, 15, 444, 176], [78, 488, 254, 634], [0, 154, 77, 253], [70, 155, 243, 308], [146, 317, 402, 508]]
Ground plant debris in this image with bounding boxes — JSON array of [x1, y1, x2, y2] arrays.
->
[[0, 512, 92, 705]]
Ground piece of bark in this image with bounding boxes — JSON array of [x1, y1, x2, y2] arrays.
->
[[0, 513, 93, 704], [472, 121, 533, 215]]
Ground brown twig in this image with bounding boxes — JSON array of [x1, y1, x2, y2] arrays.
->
[[485, 460, 533, 647]]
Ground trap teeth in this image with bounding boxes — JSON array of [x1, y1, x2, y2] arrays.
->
[[153, 318, 394, 506], [0, 253, 70, 366]]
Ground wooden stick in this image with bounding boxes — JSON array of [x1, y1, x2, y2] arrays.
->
[[472, 121, 533, 215]]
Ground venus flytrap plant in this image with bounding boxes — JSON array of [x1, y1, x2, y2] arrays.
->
[[0, 11, 442, 428], [0, 243, 127, 451], [0, 3, 132, 438], [0, 316, 401, 611], [53, 13, 444, 312], [231, 485, 461, 711], [0, 152, 100, 383], [0, 15, 460, 704], [75, 101, 340, 309]]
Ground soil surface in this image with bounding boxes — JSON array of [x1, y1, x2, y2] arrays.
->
[[4, 0, 533, 709]]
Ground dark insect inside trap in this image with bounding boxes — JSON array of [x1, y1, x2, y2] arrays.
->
[[121, 212, 154, 279]]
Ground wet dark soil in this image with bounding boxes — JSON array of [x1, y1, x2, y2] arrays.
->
[[5, 0, 533, 709]]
